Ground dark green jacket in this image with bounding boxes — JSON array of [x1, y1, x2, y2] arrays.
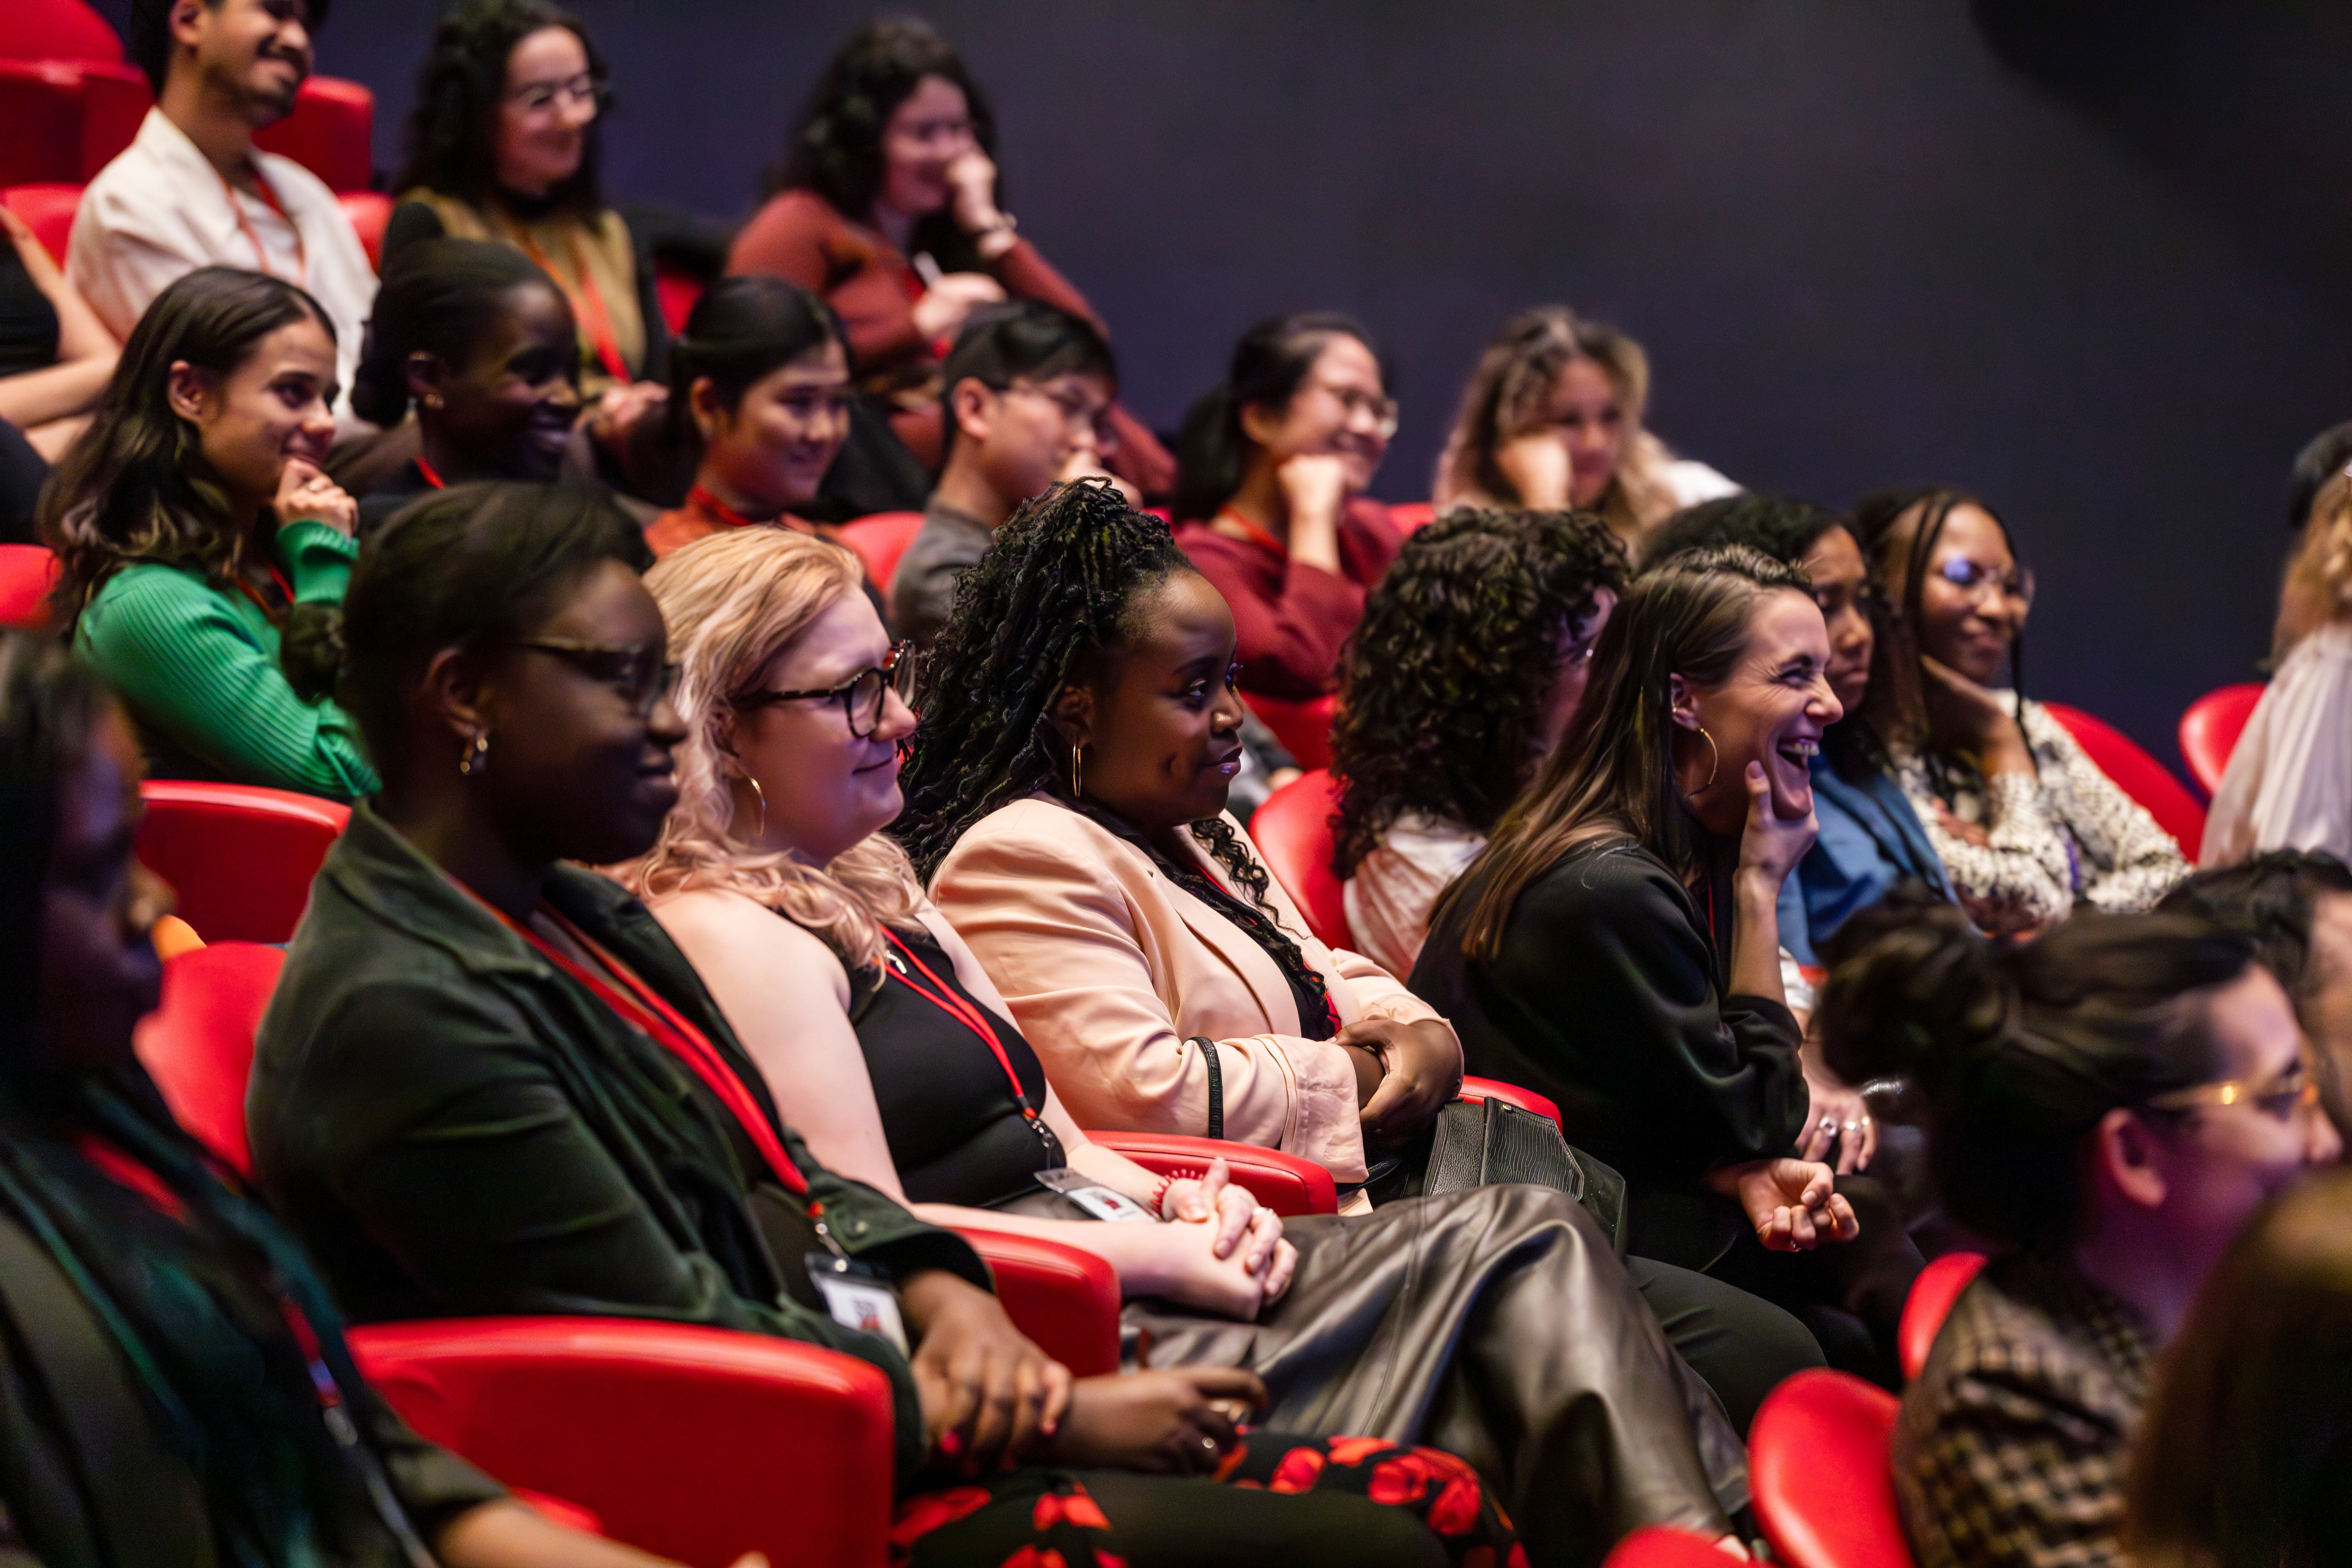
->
[[250, 805, 988, 1481]]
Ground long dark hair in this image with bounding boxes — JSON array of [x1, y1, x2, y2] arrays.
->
[[0, 630, 406, 1567], [394, 0, 609, 213], [768, 18, 997, 271], [1848, 485, 2029, 754], [351, 236, 568, 429], [1819, 894, 2247, 1250], [1438, 544, 1812, 959], [1171, 312, 1382, 523], [663, 275, 845, 453], [1330, 507, 1626, 878], [39, 266, 342, 698]]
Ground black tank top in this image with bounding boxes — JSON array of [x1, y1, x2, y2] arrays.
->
[[0, 247, 58, 379], [832, 920, 1064, 1206]]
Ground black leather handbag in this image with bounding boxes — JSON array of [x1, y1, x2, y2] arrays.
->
[[1420, 1096, 1630, 1252]]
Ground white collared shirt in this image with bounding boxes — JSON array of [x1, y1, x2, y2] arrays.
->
[[68, 108, 377, 421]]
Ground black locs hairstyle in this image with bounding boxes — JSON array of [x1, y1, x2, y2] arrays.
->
[[394, 0, 608, 211], [1329, 507, 1627, 878], [351, 236, 568, 428], [1172, 312, 1383, 523], [127, 0, 336, 96]]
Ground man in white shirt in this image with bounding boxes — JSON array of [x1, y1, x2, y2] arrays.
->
[[69, 0, 375, 420]]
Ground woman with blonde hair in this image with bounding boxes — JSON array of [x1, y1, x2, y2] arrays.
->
[[2203, 468, 2352, 866], [1432, 306, 1734, 555]]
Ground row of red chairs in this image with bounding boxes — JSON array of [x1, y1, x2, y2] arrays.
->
[[2, 177, 395, 274]]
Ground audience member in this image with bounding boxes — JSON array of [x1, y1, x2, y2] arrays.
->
[[902, 483, 1823, 1434], [892, 302, 1120, 648], [1818, 898, 2340, 1568], [1412, 546, 1922, 1381], [348, 237, 582, 534], [1432, 306, 1735, 557], [2158, 851, 2352, 1134], [73, 0, 377, 424], [2204, 468, 2352, 866], [40, 267, 376, 801], [2284, 420, 2352, 533], [1852, 486, 2187, 931], [2126, 1165, 2352, 1568], [626, 526, 1752, 1562], [247, 480, 1521, 1568], [385, 0, 667, 432], [0, 205, 118, 462], [1328, 507, 1628, 976], [1169, 313, 1405, 699], [0, 419, 48, 547], [729, 19, 1171, 507], [644, 276, 852, 559], [0, 629, 731, 1568]]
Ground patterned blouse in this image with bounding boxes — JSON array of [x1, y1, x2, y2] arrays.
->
[[1892, 695, 2187, 931]]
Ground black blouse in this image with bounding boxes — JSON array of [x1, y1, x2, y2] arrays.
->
[[0, 247, 58, 380]]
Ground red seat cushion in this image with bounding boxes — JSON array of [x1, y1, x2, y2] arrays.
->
[[953, 1227, 1122, 1376], [1897, 1251, 1987, 1383], [1458, 1075, 1565, 1132], [252, 76, 373, 193], [133, 942, 286, 1177], [835, 510, 924, 594], [1750, 1368, 1916, 1568], [1388, 501, 1436, 534], [1, 0, 125, 64], [339, 189, 391, 270], [1085, 1131, 1339, 1216], [1248, 767, 1351, 952], [1243, 691, 1339, 770], [0, 543, 60, 631], [135, 780, 351, 945], [2178, 682, 2265, 799], [350, 1317, 895, 1568], [2039, 701, 2206, 860], [0, 61, 89, 186]]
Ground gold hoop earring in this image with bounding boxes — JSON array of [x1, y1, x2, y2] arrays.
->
[[458, 730, 489, 777], [1070, 741, 1084, 799], [743, 774, 768, 842], [1684, 724, 1719, 797]]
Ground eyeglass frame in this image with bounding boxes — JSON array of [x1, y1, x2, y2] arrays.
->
[[506, 71, 608, 115], [1302, 376, 1400, 441], [1931, 555, 2036, 609], [731, 640, 917, 739], [510, 637, 679, 717], [2147, 1057, 2324, 1120]]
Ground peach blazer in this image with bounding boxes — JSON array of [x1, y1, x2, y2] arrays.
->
[[930, 796, 1457, 1184]]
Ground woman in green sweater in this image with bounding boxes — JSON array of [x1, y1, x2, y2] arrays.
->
[[40, 266, 378, 800]]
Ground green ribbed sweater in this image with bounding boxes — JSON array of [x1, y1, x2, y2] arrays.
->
[[74, 520, 379, 800]]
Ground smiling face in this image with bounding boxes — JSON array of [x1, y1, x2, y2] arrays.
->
[[696, 341, 853, 513], [953, 370, 1114, 519], [1548, 356, 1627, 511], [1241, 334, 1392, 497], [177, 0, 314, 126], [495, 26, 597, 198], [876, 74, 977, 218], [1895, 503, 2029, 687], [727, 588, 915, 866], [1063, 570, 1248, 839], [170, 312, 338, 518], [420, 279, 581, 482], [1675, 588, 1843, 832], [1799, 525, 1875, 714], [34, 701, 164, 1079]]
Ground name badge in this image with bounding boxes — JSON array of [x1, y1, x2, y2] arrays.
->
[[805, 1253, 909, 1353], [1035, 1167, 1157, 1223]]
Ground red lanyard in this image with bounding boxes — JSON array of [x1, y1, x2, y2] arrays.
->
[[413, 456, 447, 490], [1213, 505, 1288, 559], [477, 895, 810, 1196], [233, 558, 297, 621], [881, 929, 1038, 1121], [216, 163, 307, 284], [511, 223, 634, 387], [687, 484, 766, 531]]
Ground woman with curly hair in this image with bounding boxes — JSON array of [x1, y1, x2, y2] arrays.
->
[[728, 19, 1170, 505], [1431, 306, 1735, 558], [39, 266, 374, 800], [1329, 508, 1626, 976]]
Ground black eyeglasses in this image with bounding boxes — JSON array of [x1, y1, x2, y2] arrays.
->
[[512, 638, 679, 716], [733, 640, 916, 738]]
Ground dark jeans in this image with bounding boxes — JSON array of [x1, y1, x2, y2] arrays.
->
[[1624, 1254, 1825, 1434]]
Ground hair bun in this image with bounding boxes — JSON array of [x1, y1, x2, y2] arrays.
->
[[1816, 887, 2010, 1086]]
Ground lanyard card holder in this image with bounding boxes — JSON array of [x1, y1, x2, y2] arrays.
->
[[805, 1253, 910, 1354], [1033, 1167, 1157, 1223]]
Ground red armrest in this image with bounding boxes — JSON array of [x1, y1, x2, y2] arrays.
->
[[348, 1317, 893, 1568], [1460, 1074, 1563, 1132], [953, 1227, 1122, 1377], [1086, 1132, 1339, 1216]]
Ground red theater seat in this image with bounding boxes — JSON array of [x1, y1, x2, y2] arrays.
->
[[3, 0, 126, 64], [75, 61, 150, 176], [0, 543, 60, 630], [350, 1317, 895, 1568], [133, 941, 285, 1177], [1087, 1131, 1339, 1215], [2178, 682, 2264, 798], [340, 189, 392, 270], [253, 77, 374, 193], [836, 510, 923, 594], [2039, 701, 2206, 860], [136, 780, 350, 944], [654, 257, 705, 336], [1897, 1250, 1987, 1383], [1, 183, 82, 267], [1458, 1075, 1565, 1132], [1244, 691, 1339, 769], [1389, 501, 1436, 533], [0, 60, 88, 186], [952, 1227, 1121, 1376], [1249, 767, 1351, 951], [1750, 1368, 1915, 1568]]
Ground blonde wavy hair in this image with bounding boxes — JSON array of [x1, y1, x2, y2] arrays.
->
[[2275, 469, 2352, 664], [621, 527, 923, 972], [1432, 304, 1681, 549]]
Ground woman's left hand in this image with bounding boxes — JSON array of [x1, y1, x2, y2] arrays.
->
[[1797, 1069, 1877, 1175], [947, 147, 1004, 234], [1707, 1157, 1861, 1252], [1345, 1017, 1463, 1150], [1161, 1156, 1294, 1298], [587, 381, 668, 462], [273, 458, 357, 537]]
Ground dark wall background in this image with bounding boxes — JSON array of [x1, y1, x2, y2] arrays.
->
[[100, 0, 2352, 771]]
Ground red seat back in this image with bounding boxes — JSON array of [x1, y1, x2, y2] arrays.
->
[[2178, 682, 2265, 799], [952, 1227, 1121, 1376], [1897, 1251, 1987, 1383], [252, 76, 373, 192], [339, 189, 391, 270], [1086, 1131, 1339, 1215], [1750, 1368, 1915, 1568], [654, 257, 704, 336], [1388, 501, 1436, 534], [136, 780, 350, 944], [2039, 701, 2206, 861], [835, 510, 923, 594], [133, 941, 285, 1177], [1458, 1075, 1565, 1132], [1605, 1527, 1756, 1568], [1243, 691, 1339, 769], [75, 61, 149, 176], [0, 60, 88, 186], [2, 0, 125, 64], [0, 543, 59, 631], [350, 1317, 895, 1568], [1, 183, 81, 267], [1248, 768, 1351, 951]]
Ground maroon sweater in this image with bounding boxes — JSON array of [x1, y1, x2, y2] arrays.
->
[[1174, 498, 1403, 699]]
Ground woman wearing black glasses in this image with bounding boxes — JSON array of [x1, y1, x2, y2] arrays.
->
[[1849, 487, 2186, 934]]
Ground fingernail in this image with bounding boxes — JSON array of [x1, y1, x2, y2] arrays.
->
[[939, 1430, 963, 1456]]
